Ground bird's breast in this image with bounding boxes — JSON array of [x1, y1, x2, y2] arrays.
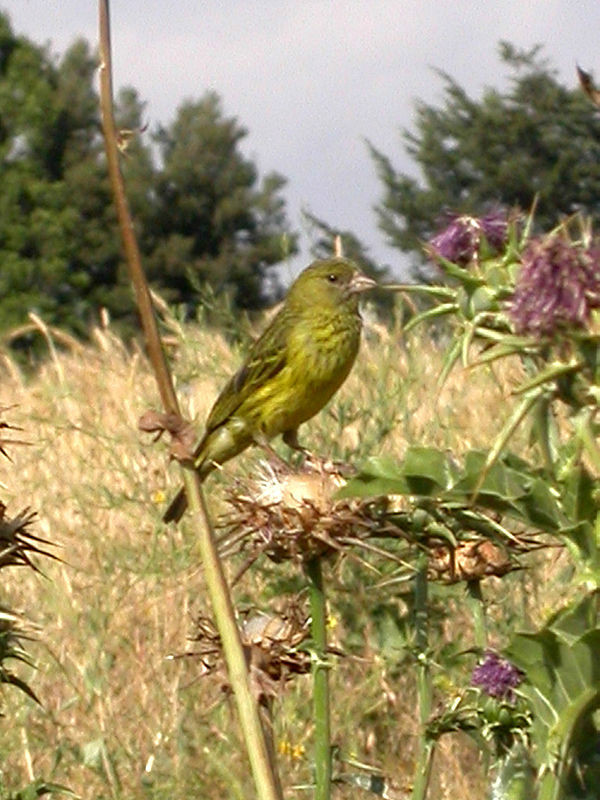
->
[[240, 308, 362, 439]]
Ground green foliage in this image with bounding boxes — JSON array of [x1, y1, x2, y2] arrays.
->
[[341, 202, 600, 797], [0, 781, 77, 800], [146, 92, 296, 310], [370, 42, 600, 276], [506, 597, 600, 799], [488, 744, 536, 800]]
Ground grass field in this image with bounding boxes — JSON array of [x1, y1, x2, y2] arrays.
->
[[1, 306, 547, 799]]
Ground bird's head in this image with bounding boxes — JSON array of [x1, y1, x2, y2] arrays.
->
[[286, 258, 377, 313]]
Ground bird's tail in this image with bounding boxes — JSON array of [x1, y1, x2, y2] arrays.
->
[[163, 487, 188, 523]]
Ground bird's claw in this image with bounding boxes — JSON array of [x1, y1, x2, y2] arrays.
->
[[302, 452, 356, 478]]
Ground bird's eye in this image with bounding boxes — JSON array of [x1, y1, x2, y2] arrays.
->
[[327, 273, 338, 283]]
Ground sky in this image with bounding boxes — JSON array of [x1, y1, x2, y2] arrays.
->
[[4, 1, 600, 280]]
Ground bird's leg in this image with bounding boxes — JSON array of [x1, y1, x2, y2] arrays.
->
[[253, 432, 292, 471], [283, 428, 332, 471], [283, 428, 355, 477], [283, 428, 325, 470], [282, 428, 309, 454]]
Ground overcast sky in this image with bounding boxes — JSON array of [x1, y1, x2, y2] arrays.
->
[[4, 1, 600, 279]]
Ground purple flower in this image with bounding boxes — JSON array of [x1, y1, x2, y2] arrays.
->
[[480, 211, 509, 252], [509, 237, 600, 336], [472, 652, 522, 700], [428, 211, 508, 266]]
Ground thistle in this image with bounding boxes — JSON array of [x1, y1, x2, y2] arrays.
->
[[428, 211, 508, 266], [472, 652, 523, 702], [509, 235, 600, 335]]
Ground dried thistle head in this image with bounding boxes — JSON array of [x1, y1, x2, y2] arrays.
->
[[428, 539, 514, 583], [240, 603, 311, 683], [0, 405, 28, 460], [0, 606, 40, 705], [187, 601, 311, 703], [218, 460, 386, 575]]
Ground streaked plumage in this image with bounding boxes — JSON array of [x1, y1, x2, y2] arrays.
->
[[164, 257, 376, 522]]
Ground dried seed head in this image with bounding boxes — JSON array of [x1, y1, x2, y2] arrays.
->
[[219, 460, 383, 569], [429, 540, 513, 583], [254, 462, 344, 511]]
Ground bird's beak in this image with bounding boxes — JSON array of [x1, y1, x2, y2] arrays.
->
[[349, 271, 378, 294]]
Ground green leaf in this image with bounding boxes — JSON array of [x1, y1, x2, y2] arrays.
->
[[401, 447, 458, 493], [339, 456, 411, 497], [560, 464, 598, 524], [517, 478, 563, 531], [433, 253, 486, 288], [506, 596, 600, 781], [488, 743, 535, 800], [471, 338, 539, 366], [403, 302, 458, 332], [342, 448, 457, 498], [10, 781, 77, 799], [469, 389, 546, 501], [437, 335, 463, 389], [452, 452, 530, 509], [512, 359, 583, 396]]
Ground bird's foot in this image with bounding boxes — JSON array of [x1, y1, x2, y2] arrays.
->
[[255, 436, 293, 473], [301, 451, 356, 479]]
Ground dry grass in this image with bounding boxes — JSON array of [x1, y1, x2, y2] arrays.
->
[[0, 313, 532, 799]]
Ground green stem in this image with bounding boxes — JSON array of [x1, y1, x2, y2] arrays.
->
[[533, 395, 556, 475], [466, 580, 488, 650], [576, 407, 600, 474], [412, 553, 434, 800], [306, 556, 332, 800]]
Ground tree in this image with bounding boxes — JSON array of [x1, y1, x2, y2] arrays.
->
[[0, 17, 138, 345], [145, 92, 297, 311], [370, 42, 600, 272], [0, 14, 297, 351]]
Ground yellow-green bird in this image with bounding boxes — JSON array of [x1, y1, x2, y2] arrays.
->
[[163, 257, 376, 522]]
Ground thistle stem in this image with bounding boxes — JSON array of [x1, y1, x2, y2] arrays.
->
[[412, 553, 434, 800], [98, 4, 282, 798], [306, 556, 332, 800], [466, 579, 488, 650], [533, 395, 556, 475]]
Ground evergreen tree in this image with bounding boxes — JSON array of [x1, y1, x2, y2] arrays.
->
[[147, 92, 296, 310], [0, 14, 297, 350], [370, 42, 600, 272], [0, 18, 136, 343]]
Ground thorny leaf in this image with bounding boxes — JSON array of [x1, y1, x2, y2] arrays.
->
[[0, 504, 58, 571]]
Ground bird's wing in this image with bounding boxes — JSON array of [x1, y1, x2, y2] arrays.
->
[[204, 309, 290, 432]]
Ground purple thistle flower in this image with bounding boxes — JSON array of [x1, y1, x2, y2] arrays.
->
[[509, 237, 600, 336], [472, 652, 522, 701], [428, 211, 508, 266], [480, 211, 509, 252]]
